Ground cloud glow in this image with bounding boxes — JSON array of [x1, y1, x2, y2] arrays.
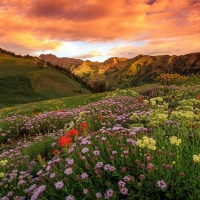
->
[[0, 0, 199, 61]]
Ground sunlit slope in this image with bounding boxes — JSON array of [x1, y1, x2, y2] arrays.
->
[[0, 53, 90, 108]]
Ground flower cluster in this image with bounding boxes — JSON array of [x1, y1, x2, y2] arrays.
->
[[136, 136, 156, 150], [169, 136, 181, 146], [193, 154, 200, 163], [155, 73, 187, 85]]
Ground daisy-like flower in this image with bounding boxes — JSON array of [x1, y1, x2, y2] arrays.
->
[[81, 173, 88, 180], [50, 173, 56, 179], [95, 162, 104, 168], [120, 187, 129, 195], [65, 195, 74, 200], [157, 180, 167, 189], [55, 181, 64, 190], [81, 147, 89, 154], [95, 192, 102, 199], [118, 180, 126, 188], [66, 158, 74, 165], [58, 136, 72, 148], [104, 189, 114, 199], [65, 168, 73, 175], [93, 150, 100, 156], [83, 189, 89, 195]]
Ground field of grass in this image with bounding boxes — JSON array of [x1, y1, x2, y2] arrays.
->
[[0, 77, 200, 199], [0, 53, 91, 108]]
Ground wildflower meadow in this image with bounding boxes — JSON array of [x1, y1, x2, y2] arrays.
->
[[0, 77, 200, 199]]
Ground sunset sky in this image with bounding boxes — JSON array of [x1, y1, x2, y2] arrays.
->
[[0, 0, 200, 62]]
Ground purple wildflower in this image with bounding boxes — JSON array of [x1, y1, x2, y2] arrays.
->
[[95, 192, 102, 199], [95, 162, 104, 168], [81, 147, 89, 154], [118, 180, 126, 188], [104, 189, 114, 199], [120, 187, 129, 195], [50, 173, 56, 179], [81, 173, 88, 180], [157, 180, 167, 189], [64, 168, 73, 175], [93, 150, 100, 156], [123, 176, 131, 182], [17, 180, 26, 186], [83, 189, 89, 195], [65, 196, 74, 200], [55, 181, 64, 190]]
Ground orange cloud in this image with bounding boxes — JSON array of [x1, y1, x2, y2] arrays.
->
[[108, 35, 200, 58], [0, 0, 199, 57]]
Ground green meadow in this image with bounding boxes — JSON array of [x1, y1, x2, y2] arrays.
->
[[0, 75, 200, 199]]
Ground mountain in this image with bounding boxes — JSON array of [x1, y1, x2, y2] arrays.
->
[[39, 52, 200, 90], [0, 51, 91, 108]]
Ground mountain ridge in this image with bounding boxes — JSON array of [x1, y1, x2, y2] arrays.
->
[[39, 52, 200, 90]]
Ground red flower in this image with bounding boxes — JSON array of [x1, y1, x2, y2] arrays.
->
[[99, 115, 103, 122], [80, 121, 89, 132], [58, 136, 72, 148], [66, 128, 79, 137], [196, 94, 200, 100], [52, 150, 59, 155]]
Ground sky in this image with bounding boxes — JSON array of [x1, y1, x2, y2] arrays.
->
[[0, 0, 200, 62]]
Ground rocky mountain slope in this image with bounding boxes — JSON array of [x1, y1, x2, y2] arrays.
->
[[40, 52, 200, 90]]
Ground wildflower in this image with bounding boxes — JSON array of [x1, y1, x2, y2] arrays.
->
[[18, 180, 26, 186], [66, 128, 79, 138], [95, 162, 104, 168], [118, 180, 126, 188], [66, 158, 74, 165], [81, 147, 89, 154], [104, 189, 114, 199], [121, 167, 127, 173], [7, 191, 13, 197], [137, 182, 142, 187], [37, 170, 43, 176], [64, 168, 73, 175], [81, 173, 88, 180], [139, 174, 145, 180], [50, 173, 56, 179], [0, 160, 8, 165], [157, 180, 167, 189], [30, 185, 46, 200], [66, 196, 74, 200], [99, 115, 103, 122], [93, 150, 100, 156], [52, 150, 59, 155], [0, 173, 5, 178], [146, 163, 154, 172], [136, 136, 156, 150], [51, 143, 56, 147], [123, 176, 131, 182], [83, 189, 89, 195], [55, 181, 64, 190], [58, 136, 72, 148], [169, 136, 181, 146], [80, 121, 89, 134], [193, 154, 200, 163], [1, 196, 9, 200], [120, 187, 129, 195], [179, 172, 185, 177], [95, 192, 102, 199], [112, 150, 118, 156]]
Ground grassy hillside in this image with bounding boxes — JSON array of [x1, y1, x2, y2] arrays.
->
[[0, 53, 91, 108]]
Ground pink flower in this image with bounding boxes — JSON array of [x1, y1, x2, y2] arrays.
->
[[157, 180, 167, 189]]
